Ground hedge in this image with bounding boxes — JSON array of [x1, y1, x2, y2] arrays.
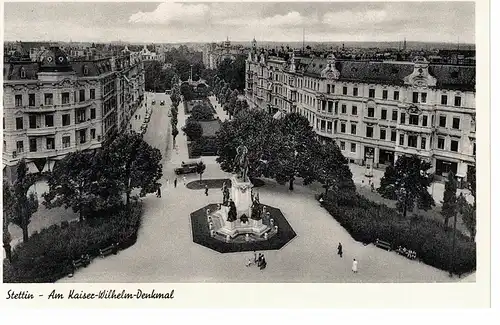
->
[[3, 201, 143, 283], [322, 193, 476, 276]]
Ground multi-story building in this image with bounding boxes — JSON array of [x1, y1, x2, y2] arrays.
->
[[202, 38, 246, 69], [2, 46, 145, 183], [245, 46, 476, 183]]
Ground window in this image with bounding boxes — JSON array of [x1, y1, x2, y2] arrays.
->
[[351, 124, 357, 135], [340, 141, 345, 150], [421, 137, 427, 150], [90, 129, 96, 139], [392, 110, 398, 121], [351, 106, 357, 115], [62, 114, 70, 126], [79, 89, 85, 102], [16, 117, 24, 130], [44, 93, 53, 105], [29, 94, 35, 106], [439, 115, 447, 127], [343, 86, 347, 95], [29, 115, 37, 129], [45, 115, 54, 127], [408, 135, 417, 148], [400, 112, 406, 124], [438, 137, 445, 149], [369, 89, 375, 98], [16, 141, 24, 153], [353, 87, 358, 96], [340, 123, 346, 133], [327, 101, 333, 113], [29, 138, 37, 152], [327, 84, 331, 94], [450, 140, 459, 152], [77, 108, 86, 123], [381, 109, 387, 120], [46, 137, 55, 150], [422, 115, 428, 127], [391, 130, 397, 142], [79, 130, 86, 144], [15, 95, 23, 107], [350, 143, 356, 152], [412, 92, 419, 103], [62, 92, 70, 104], [454, 96, 462, 107], [452, 117, 460, 129], [366, 126, 373, 138], [62, 136, 71, 148], [90, 108, 96, 119], [380, 129, 386, 140], [341, 104, 347, 114], [399, 134, 405, 146], [421, 93, 427, 103], [90, 89, 96, 100], [368, 107, 375, 118], [393, 91, 400, 101], [409, 114, 419, 125], [327, 121, 332, 133], [382, 90, 388, 100], [441, 94, 448, 105]]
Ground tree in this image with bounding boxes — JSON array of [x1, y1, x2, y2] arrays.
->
[[216, 109, 279, 180], [227, 89, 239, 118], [180, 83, 194, 101], [183, 120, 203, 141], [172, 126, 179, 145], [4, 160, 39, 243], [104, 132, 163, 214], [441, 172, 458, 228], [196, 161, 206, 181], [271, 113, 320, 190], [43, 151, 121, 222], [190, 104, 214, 121], [3, 180, 15, 261], [458, 193, 476, 241], [316, 141, 355, 197], [377, 155, 435, 217]]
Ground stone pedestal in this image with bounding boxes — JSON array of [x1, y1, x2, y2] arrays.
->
[[230, 175, 253, 219]]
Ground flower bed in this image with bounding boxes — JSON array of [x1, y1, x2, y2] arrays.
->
[[3, 202, 143, 283], [322, 193, 476, 276]]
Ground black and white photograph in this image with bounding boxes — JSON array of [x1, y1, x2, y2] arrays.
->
[[1, 0, 489, 299]]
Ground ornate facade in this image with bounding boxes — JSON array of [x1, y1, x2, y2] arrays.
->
[[245, 48, 476, 182], [2, 46, 145, 182]]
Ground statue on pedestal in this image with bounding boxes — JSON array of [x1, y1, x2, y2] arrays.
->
[[251, 192, 262, 220], [227, 200, 237, 222], [234, 145, 249, 182], [221, 181, 230, 206]]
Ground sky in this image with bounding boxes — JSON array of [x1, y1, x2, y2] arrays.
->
[[3, 1, 475, 44]]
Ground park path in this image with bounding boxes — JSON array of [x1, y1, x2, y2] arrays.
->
[[59, 96, 467, 283]]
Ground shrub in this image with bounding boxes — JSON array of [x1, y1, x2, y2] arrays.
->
[[322, 193, 476, 275], [3, 202, 143, 283], [190, 103, 215, 121], [183, 120, 203, 141]]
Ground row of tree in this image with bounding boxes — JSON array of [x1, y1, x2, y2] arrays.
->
[[216, 110, 355, 195], [213, 77, 249, 119], [215, 56, 246, 91], [3, 132, 163, 261], [170, 75, 181, 146]]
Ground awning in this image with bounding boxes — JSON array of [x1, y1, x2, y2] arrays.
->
[[273, 110, 285, 120]]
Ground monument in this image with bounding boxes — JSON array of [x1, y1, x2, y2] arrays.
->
[[209, 145, 270, 240]]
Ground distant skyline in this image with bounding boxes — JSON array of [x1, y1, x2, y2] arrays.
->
[[4, 2, 475, 44]]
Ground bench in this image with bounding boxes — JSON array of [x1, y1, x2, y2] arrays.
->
[[99, 243, 118, 258], [68, 255, 90, 277], [375, 239, 392, 251]]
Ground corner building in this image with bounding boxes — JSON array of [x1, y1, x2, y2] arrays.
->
[[3, 47, 145, 183], [245, 50, 475, 182]]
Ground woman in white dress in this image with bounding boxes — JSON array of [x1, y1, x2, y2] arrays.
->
[[352, 259, 358, 273]]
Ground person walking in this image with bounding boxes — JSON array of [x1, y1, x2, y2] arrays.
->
[[352, 258, 358, 273], [183, 176, 187, 185], [370, 182, 375, 192], [205, 185, 209, 196], [337, 243, 343, 258], [156, 187, 161, 198], [174, 178, 177, 188], [260, 256, 267, 270]]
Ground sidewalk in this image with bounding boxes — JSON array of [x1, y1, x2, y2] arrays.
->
[[209, 96, 229, 122]]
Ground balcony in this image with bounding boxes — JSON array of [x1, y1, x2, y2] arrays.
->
[[23, 105, 56, 113], [396, 145, 432, 158], [26, 126, 56, 136], [397, 124, 433, 134]]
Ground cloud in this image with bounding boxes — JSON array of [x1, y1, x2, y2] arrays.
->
[[220, 11, 317, 28], [323, 9, 389, 27], [128, 2, 209, 25]]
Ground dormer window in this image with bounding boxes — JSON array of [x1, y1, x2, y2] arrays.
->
[[20, 68, 26, 79]]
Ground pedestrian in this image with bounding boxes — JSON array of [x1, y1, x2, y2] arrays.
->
[[352, 258, 358, 273], [205, 185, 209, 196], [174, 178, 177, 188], [260, 257, 267, 270], [246, 258, 252, 267], [183, 176, 187, 185], [157, 187, 161, 198], [370, 183, 375, 192], [337, 242, 343, 258], [361, 180, 364, 186], [253, 251, 258, 264]]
